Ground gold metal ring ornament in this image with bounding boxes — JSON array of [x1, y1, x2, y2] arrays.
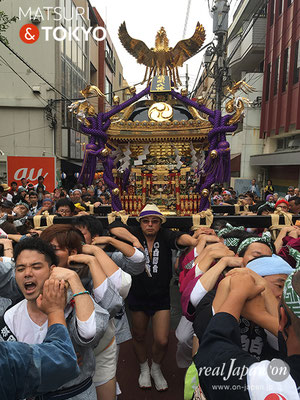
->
[[148, 102, 173, 122], [112, 188, 120, 196], [201, 189, 210, 197], [210, 150, 218, 159], [181, 89, 188, 96], [197, 96, 205, 105], [101, 148, 109, 157], [113, 96, 120, 105]]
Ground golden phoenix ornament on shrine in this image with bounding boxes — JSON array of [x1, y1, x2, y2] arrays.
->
[[226, 81, 255, 125], [68, 85, 105, 126], [118, 21, 206, 87]]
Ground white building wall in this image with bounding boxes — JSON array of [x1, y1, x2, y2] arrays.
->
[[227, 72, 264, 182]]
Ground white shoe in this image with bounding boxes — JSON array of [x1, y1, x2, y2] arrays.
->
[[150, 364, 168, 391], [138, 368, 152, 389]]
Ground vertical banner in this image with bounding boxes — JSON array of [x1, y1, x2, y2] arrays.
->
[[7, 156, 56, 192]]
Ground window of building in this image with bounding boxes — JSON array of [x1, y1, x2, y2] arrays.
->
[[270, 0, 275, 25], [265, 62, 271, 101], [278, 0, 283, 14], [282, 47, 290, 92], [105, 41, 116, 73], [274, 56, 280, 95], [119, 73, 122, 87], [106, 42, 113, 59], [105, 76, 113, 105], [293, 40, 300, 84], [287, 0, 293, 7]]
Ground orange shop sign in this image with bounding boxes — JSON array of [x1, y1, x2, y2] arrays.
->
[[7, 156, 56, 191]]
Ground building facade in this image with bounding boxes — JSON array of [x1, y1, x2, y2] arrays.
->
[[0, 0, 126, 189], [226, 0, 267, 192], [251, 0, 300, 193]]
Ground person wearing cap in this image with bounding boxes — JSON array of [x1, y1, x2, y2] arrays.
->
[[13, 202, 29, 218], [275, 198, 289, 212], [13, 186, 27, 205], [194, 264, 300, 399], [0, 200, 14, 216], [0, 186, 7, 204], [109, 204, 198, 391], [222, 190, 235, 205], [212, 195, 223, 205], [0, 184, 11, 203], [36, 198, 54, 216]]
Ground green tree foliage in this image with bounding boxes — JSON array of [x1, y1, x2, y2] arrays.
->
[[0, 0, 18, 45]]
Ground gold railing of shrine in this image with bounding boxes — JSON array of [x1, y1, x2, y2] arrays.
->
[[121, 194, 201, 216]]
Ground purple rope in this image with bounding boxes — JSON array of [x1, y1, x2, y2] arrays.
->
[[169, 92, 239, 211], [77, 84, 239, 212], [77, 86, 151, 210]]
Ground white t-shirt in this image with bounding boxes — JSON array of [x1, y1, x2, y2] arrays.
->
[[4, 300, 48, 344], [4, 298, 96, 343]]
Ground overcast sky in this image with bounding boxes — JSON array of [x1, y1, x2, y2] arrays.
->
[[89, 0, 217, 92]]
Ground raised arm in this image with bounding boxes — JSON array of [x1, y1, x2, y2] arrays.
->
[[92, 236, 136, 257], [108, 226, 142, 249], [176, 234, 198, 248], [50, 268, 94, 322]]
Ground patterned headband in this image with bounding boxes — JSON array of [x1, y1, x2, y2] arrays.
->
[[223, 237, 240, 248], [217, 223, 245, 238], [283, 269, 300, 318], [288, 247, 300, 269], [257, 201, 275, 213], [237, 232, 273, 255]]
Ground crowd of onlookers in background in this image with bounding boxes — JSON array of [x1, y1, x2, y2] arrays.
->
[[0, 176, 300, 225], [211, 178, 300, 216], [0, 176, 112, 220]]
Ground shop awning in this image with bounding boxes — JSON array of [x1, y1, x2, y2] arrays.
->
[[250, 150, 300, 166]]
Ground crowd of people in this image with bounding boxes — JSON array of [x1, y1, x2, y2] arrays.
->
[[0, 176, 112, 222], [211, 179, 300, 216], [0, 176, 300, 399]]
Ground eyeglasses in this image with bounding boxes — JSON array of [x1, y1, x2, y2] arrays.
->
[[141, 218, 161, 225]]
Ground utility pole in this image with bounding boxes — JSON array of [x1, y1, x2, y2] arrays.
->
[[212, 0, 229, 110], [185, 64, 189, 91]]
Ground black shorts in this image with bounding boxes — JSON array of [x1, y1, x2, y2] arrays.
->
[[127, 292, 170, 316]]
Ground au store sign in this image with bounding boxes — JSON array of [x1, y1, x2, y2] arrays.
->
[[7, 156, 56, 191]]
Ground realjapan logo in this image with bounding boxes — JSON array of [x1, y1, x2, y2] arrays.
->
[[18, 7, 106, 44]]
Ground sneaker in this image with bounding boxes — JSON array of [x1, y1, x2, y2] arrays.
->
[[138, 368, 152, 389], [150, 364, 168, 391]]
